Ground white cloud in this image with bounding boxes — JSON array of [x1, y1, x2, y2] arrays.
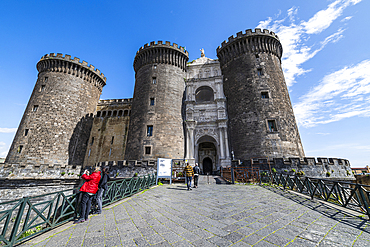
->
[[0, 128, 17, 133], [341, 16, 353, 22], [257, 0, 362, 87], [294, 60, 370, 127]]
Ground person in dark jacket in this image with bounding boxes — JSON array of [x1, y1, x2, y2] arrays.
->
[[75, 167, 101, 223], [96, 166, 110, 214], [193, 163, 200, 188]]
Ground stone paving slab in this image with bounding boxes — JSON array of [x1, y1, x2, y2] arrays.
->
[[20, 176, 370, 246]]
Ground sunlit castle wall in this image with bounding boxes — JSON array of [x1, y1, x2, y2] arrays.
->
[[217, 29, 305, 160], [5, 53, 106, 167], [125, 41, 189, 160]]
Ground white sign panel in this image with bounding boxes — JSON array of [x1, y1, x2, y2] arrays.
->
[[157, 158, 172, 178]]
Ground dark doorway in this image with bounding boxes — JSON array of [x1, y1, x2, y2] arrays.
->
[[203, 157, 213, 174]]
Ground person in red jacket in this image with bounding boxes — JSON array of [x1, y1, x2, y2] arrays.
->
[[75, 167, 101, 223]]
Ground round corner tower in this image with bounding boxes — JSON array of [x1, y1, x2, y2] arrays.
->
[[5, 53, 106, 166], [125, 41, 189, 160], [216, 28, 304, 160]]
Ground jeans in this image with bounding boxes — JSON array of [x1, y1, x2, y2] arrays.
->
[[194, 175, 199, 187], [185, 176, 192, 189], [96, 189, 104, 214], [80, 192, 93, 220]]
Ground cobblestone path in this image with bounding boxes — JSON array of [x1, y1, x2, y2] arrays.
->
[[22, 176, 370, 246]]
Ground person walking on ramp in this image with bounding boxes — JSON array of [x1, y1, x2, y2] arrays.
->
[[193, 163, 200, 188], [183, 163, 194, 190]]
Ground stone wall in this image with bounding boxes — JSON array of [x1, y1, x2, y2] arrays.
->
[[217, 29, 304, 160], [83, 99, 131, 167], [125, 41, 189, 160], [5, 53, 105, 167]]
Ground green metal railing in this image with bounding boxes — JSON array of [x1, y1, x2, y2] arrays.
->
[[269, 173, 370, 219], [0, 173, 156, 247]]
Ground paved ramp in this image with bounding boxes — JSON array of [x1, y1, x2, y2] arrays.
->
[[22, 180, 369, 246]]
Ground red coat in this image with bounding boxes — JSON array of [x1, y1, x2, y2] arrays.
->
[[80, 171, 101, 194]]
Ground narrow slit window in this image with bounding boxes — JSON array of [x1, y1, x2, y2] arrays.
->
[[91, 137, 94, 145], [145, 146, 151, 155], [88, 149, 91, 157], [17, 145, 23, 153], [257, 68, 263, 77], [44, 77, 48, 82], [24, 129, 29, 136], [261, 92, 269, 99], [147, 125, 153, 136], [150, 98, 155, 106], [152, 77, 157, 84], [268, 120, 277, 132], [111, 136, 114, 144], [33, 105, 38, 112], [40, 85, 45, 92], [109, 148, 112, 157]]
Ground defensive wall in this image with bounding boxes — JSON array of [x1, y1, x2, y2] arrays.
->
[[234, 156, 354, 180]]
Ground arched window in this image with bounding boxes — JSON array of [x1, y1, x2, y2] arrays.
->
[[112, 110, 117, 117], [96, 111, 101, 117], [124, 110, 128, 116], [118, 110, 123, 116], [195, 86, 214, 103]]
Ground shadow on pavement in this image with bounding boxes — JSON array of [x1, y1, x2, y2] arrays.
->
[[263, 185, 370, 233]]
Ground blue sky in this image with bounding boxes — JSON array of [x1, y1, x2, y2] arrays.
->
[[0, 0, 369, 167]]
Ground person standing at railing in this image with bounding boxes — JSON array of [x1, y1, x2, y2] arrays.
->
[[193, 163, 200, 188], [96, 166, 110, 214], [75, 167, 101, 224], [183, 163, 194, 190]]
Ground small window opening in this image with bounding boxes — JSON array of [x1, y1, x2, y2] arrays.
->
[[111, 136, 114, 145], [96, 111, 101, 117], [145, 146, 151, 155], [91, 137, 94, 145], [147, 125, 153, 136], [33, 105, 38, 112], [44, 77, 48, 82], [261, 92, 269, 99], [88, 149, 91, 157], [123, 110, 128, 116], [109, 148, 112, 157], [150, 98, 155, 106], [102, 111, 106, 117], [152, 77, 157, 84], [118, 110, 123, 116], [17, 145, 23, 153], [40, 85, 45, 92], [257, 68, 263, 77], [107, 111, 112, 117], [153, 65, 157, 69], [24, 129, 29, 136], [255, 54, 259, 58], [112, 110, 117, 117], [268, 120, 277, 132], [129, 110, 131, 116]]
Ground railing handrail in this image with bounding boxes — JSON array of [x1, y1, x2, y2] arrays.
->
[[0, 173, 156, 247]]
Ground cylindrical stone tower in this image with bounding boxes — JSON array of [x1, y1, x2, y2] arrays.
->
[[5, 53, 106, 166], [125, 41, 189, 160], [217, 29, 304, 160]]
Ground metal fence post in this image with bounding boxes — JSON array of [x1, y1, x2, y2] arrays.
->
[[9, 197, 28, 246], [231, 167, 235, 184]]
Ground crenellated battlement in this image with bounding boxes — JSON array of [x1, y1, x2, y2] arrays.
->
[[137, 41, 188, 56], [134, 41, 189, 72], [98, 98, 133, 105], [37, 53, 107, 91], [217, 28, 283, 65]]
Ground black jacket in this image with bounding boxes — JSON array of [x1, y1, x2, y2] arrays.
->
[[98, 172, 111, 190]]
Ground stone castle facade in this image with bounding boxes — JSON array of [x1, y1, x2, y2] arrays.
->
[[3, 28, 353, 178]]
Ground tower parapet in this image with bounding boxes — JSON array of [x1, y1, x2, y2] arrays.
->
[[134, 41, 188, 72], [37, 53, 106, 91], [217, 29, 282, 66]]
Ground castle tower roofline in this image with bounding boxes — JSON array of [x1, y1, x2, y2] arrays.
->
[[37, 53, 106, 91], [134, 41, 189, 72], [217, 28, 283, 65]]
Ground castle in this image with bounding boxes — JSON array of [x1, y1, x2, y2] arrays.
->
[[3, 28, 353, 179]]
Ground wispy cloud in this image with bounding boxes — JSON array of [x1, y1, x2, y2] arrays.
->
[[0, 128, 17, 133], [257, 0, 362, 87], [294, 60, 370, 127]]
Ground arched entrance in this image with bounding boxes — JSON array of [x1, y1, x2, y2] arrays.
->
[[203, 157, 213, 174]]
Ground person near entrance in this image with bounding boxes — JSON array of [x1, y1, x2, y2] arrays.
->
[[193, 163, 200, 188], [183, 163, 194, 190]]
